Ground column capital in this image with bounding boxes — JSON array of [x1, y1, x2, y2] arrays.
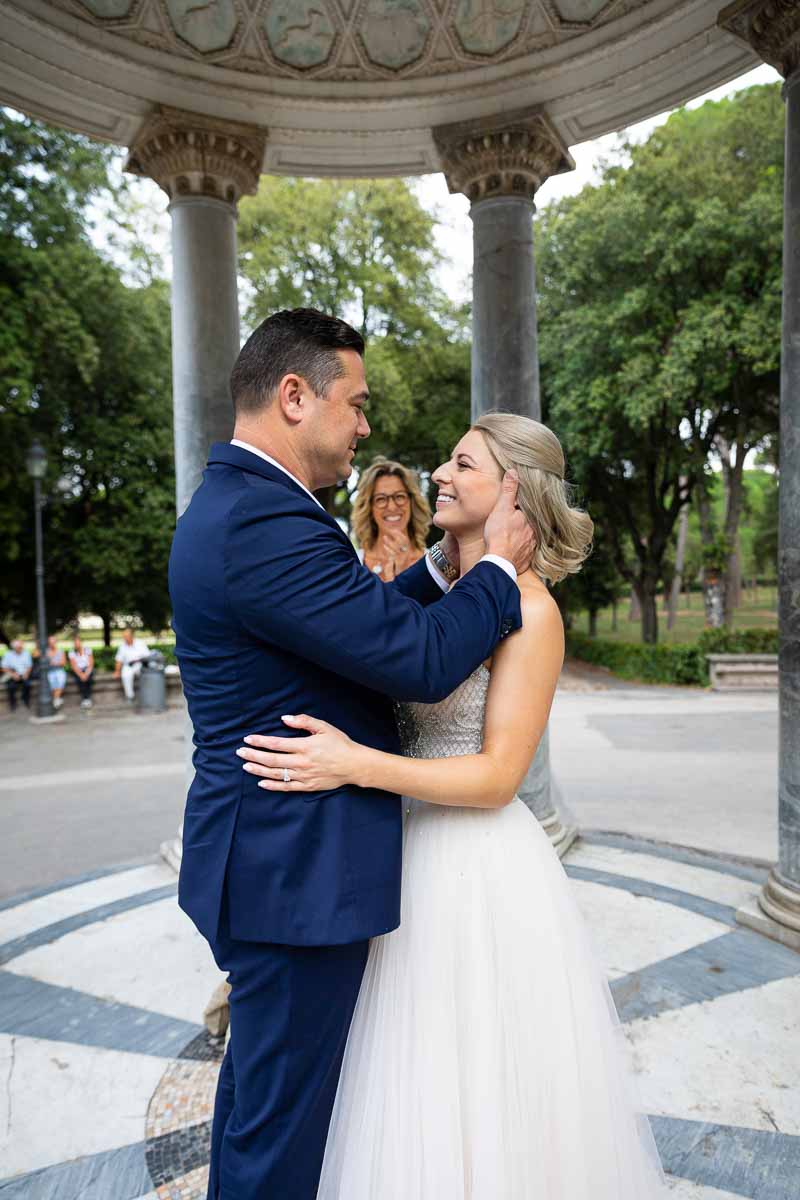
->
[[718, 0, 800, 79], [433, 108, 574, 204], [125, 107, 267, 205]]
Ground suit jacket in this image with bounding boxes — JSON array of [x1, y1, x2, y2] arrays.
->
[[169, 442, 522, 946]]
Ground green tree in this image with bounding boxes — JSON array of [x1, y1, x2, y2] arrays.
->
[[0, 111, 175, 641], [538, 84, 783, 643], [238, 177, 470, 521]]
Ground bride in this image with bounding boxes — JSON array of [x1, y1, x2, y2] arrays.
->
[[238, 412, 667, 1199]]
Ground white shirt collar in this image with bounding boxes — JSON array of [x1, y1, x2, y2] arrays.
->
[[230, 440, 323, 509]]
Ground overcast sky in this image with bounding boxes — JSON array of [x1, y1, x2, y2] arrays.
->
[[413, 62, 781, 304]]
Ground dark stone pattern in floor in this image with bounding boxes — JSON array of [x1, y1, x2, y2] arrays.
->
[[0, 1141, 150, 1200], [652, 1115, 800, 1200], [0, 970, 203, 1057], [0, 857, 157, 913], [146, 1121, 212, 1188], [611, 928, 800, 1023], [0, 884, 178, 966], [564, 864, 739, 927], [177, 1030, 225, 1062], [578, 831, 770, 883]]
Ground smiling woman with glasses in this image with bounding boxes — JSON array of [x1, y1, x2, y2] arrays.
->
[[351, 457, 432, 581]]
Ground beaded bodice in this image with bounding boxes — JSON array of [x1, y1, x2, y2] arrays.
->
[[395, 665, 490, 761]]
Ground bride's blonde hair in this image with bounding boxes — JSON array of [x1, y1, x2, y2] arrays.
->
[[472, 412, 593, 584]]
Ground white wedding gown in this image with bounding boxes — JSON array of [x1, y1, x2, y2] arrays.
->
[[317, 666, 668, 1199]]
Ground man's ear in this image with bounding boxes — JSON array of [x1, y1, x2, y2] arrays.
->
[[276, 373, 306, 426]]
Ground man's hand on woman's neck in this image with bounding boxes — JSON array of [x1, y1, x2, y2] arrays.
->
[[456, 533, 489, 579]]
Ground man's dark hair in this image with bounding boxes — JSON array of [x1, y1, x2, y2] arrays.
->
[[230, 308, 365, 416]]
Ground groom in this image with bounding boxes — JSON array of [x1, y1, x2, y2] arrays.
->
[[169, 308, 530, 1200]]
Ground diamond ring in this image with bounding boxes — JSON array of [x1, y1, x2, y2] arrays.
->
[[283, 768, 291, 784]]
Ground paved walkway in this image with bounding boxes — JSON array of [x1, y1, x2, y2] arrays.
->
[[551, 663, 778, 864], [0, 666, 790, 1198], [0, 664, 779, 898], [0, 833, 797, 1199], [0, 708, 187, 900]]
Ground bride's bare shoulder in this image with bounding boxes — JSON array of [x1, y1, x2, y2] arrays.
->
[[517, 579, 564, 648], [489, 573, 563, 676], [518, 576, 561, 618]]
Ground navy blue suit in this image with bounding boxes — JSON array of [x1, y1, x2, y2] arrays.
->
[[169, 442, 522, 1199]]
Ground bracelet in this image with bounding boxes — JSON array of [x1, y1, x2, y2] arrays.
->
[[428, 541, 459, 584]]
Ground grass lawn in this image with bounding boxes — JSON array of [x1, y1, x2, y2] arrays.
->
[[581, 585, 778, 644]]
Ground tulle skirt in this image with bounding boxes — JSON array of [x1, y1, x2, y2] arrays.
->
[[317, 798, 668, 1199]]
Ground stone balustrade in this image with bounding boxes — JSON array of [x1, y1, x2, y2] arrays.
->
[[706, 653, 778, 692]]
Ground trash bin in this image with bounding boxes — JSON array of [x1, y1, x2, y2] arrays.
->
[[138, 651, 166, 712]]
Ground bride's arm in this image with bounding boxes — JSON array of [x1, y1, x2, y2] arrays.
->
[[237, 592, 564, 809]]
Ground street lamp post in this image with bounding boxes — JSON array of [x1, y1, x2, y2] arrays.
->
[[25, 440, 54, 721]]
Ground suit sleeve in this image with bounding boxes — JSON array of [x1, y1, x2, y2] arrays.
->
[[224, 495, 521, 704]]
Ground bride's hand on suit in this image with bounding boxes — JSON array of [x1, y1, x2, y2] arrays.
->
[[237, 716, 363, 792]]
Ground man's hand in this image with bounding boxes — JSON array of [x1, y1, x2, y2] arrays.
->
[[483, 470, 535, 576]]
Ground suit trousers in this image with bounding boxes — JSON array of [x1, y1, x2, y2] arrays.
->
[[207, 908, 369, 1200]]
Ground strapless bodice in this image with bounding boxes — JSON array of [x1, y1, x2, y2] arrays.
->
[[394, 664, 490, 761]]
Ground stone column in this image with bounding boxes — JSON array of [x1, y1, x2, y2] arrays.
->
[[126, 108, 266, 872], [435, 109, 577, 855], [470, 196, 539, 420], [720, 0, 800, 948], [126, 106, 267, 514]]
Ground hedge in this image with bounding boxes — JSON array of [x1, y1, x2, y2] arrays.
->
[[85, 642, 178, 673], [566, 627, 778, 687]]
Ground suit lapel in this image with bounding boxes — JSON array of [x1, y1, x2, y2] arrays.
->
[[207, 442, 357, 557]]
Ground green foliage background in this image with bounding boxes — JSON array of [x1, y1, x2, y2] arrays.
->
[[0, 83, 785, 664], [0, 111, 175, 640]]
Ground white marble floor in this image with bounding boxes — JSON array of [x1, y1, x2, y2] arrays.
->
[[0, 835, 797, 1199]]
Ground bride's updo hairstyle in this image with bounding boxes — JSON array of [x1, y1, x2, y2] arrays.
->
[[472, 412, 594, 584]]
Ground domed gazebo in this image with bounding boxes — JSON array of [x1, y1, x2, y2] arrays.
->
[[1, 0, 798, 945]]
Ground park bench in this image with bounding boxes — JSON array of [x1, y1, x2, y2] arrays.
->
[[706, 653, 778, 692], [11, 665, 184, 716]]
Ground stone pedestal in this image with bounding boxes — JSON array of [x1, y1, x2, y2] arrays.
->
[[435, 109, 576, 856], [720, 1, 800, 945], [518, 728, 578, 856]]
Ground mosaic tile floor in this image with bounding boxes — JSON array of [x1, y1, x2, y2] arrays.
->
[[1, 834, 798, 1199]]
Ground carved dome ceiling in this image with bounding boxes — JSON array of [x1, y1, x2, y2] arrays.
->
[[1, 0, 757, 175]]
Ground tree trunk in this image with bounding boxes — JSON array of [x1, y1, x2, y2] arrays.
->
[[696, 485, 723, 628], [703, 572, 724, 628], [611, 599, 618, 633], [637, 576, 659, 644], [628, 591, 641, 622], [724, 535, 743, 626], [588, 609, 598, 637], [667, 487, 689, 632], [102, 613, 112, 647], [718, 434, 747, 628]]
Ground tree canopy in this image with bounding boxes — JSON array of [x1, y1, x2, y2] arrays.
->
[[238, 176, 471, 519], [0, 110, 175, 641], [538, 83, 783, 642]]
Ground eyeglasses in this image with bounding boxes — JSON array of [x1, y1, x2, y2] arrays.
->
[[373, 492, 410, 509]]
